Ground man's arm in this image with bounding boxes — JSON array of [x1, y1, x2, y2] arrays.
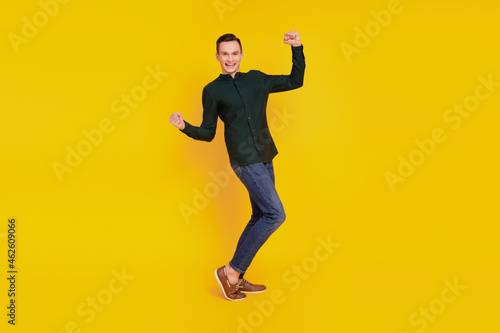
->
[[169, 86, 218, 142], [259, 31, 305, 93]]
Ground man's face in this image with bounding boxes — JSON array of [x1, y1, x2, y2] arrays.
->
[[216, 41, 243, 77]]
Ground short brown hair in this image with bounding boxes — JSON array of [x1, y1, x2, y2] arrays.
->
[[216, 33, 242, 54]]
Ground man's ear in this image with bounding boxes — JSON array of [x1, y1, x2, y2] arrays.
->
[[215, 52, 219, 61]]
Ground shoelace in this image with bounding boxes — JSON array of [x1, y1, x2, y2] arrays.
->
[[233, 281, 244, 293], [235, 279, 249, 292]]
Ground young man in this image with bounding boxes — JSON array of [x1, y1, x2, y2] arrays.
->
[[169, 31, 305, 301]]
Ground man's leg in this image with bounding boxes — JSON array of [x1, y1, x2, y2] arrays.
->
[[228, 161, 285, 276], [232, 162, 276, 278]]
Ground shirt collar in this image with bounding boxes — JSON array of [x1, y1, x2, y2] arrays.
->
[[218, 71, 244, 80]]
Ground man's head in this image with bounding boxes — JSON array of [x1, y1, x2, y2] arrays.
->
[[216, 33, 243, 77]]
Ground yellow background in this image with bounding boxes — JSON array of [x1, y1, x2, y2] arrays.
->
[[1, 0, 499, 332]]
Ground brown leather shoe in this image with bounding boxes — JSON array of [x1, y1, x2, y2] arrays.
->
[[214, 266, 246, 301], [238, 278, 266, 293]]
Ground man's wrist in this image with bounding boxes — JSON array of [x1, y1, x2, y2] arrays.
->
[[180, 120, 191, 132]]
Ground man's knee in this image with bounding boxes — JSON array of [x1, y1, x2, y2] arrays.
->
[[280, 210, 286, 223], [272, 209, 286, 225]]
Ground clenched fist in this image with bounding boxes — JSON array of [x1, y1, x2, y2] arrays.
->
[[284, 31, 301, 47], [170, 112, 185, 130]]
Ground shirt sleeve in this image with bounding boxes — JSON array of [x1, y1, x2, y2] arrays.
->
[[259, 44, 306, 93], [180, 86, 218, 142]]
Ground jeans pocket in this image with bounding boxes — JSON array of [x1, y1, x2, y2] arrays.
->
[[231, 165, 242, 178]]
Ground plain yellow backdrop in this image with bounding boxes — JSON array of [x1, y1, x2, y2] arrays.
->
[[1, 0, 499, 332]]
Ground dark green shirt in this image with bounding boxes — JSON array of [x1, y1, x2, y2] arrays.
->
[[181, 44, 305, 166]]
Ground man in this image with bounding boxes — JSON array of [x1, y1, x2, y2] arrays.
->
[[169, 31, 305, 301]]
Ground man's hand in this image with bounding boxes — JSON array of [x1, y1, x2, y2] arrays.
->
[[170, 112, 185, 130], [283, 31, 301, 47]]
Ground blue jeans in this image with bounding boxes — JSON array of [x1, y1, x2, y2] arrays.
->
[[229, 161, 286, 275]]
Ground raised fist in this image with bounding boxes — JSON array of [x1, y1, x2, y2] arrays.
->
[[284, 31, 301, 47], [169, 112, 185, 130]]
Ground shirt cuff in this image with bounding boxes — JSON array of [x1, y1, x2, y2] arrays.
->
[[180, 121, 192, 133]]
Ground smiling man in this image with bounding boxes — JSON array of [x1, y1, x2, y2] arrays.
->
[[169, 31, 305, 301], [216, 35, 243, 76]]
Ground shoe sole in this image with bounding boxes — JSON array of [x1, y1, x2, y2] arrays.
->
[[214, 269, 246, 301], [241, 289, 266, 294]]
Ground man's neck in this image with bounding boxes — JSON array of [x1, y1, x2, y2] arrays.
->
[[222, 71, 240, 78]]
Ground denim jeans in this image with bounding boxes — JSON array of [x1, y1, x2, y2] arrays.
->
[[229, 161, 286, 275]]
